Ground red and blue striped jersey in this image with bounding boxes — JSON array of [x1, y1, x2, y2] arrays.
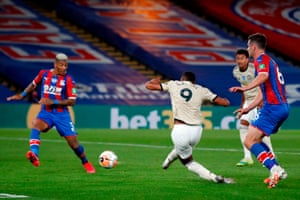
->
[[33, 69, 76, 112], [254, 54, 287, 104]]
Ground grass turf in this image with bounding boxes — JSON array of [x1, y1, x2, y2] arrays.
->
[[0, 129, 299, 200]]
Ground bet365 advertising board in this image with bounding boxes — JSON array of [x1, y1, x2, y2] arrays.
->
[[1, 104, 299, 130]]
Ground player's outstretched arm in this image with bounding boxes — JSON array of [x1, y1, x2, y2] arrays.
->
[[6, 83, 36, 101], [145, 77, 162, 91], [213, 96, 230, 107], [6, 93, 23, 101], [233, 89, 263, 119]]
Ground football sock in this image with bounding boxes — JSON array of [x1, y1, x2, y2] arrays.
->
[[262, 136, 274, 153], [250, 143, 276, 170], [239, 126, 252, 159], [185, 161, 216, 181], [29, 128, 40, 156], [166, 149, 178, 163], [261, 141, 278, 165], [73, 145, 88, 164]]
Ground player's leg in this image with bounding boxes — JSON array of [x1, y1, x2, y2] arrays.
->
[[248, 105, 289, 188], [244, 126, 275, 169], [171, 125, 213, 180], [236, 122, 253, 166], [262, 136, 274, 155], [172, 125, 234, 183], [55, 112, 95, 173], [180, 155, 234, 183], [262, 136, 286, 185], [27, 111, 52, 167], [244, 126, 284, 188], [162, 148, 178, 169], [261, 137, 277, 165], [236, 104, 257, 167]]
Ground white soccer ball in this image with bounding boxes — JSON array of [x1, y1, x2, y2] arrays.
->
[[98, 150, 118, 169]]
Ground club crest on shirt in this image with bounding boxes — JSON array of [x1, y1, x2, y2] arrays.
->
[[72, 88, 77, 94], [259, 64, 265, 69]]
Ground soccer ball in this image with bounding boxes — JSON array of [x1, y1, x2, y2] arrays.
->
[[98, 150, 118, 169]]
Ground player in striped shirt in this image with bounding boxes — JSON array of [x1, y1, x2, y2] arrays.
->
[[230, 33, 290, 188], [7, 53, 95, 174], [232, 48, 275, 167]]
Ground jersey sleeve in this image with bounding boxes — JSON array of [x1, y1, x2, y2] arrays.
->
[[66, 75, 77, 100], [161, 80, 173, 92], [201, 86, 217, 102], [232, 66, 239, 80], [255, 55, 270, 74], [32, 70, 47, 86]]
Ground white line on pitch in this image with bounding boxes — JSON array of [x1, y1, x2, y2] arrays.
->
[[0, 136, 300, 155], [0, 193, 29, 198]]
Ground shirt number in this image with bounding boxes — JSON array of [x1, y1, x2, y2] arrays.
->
[[180, 88, 192, 102], [277, 67, 285, 85]]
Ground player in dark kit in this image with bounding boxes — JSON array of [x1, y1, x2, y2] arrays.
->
[[7, 53, 95, 174]]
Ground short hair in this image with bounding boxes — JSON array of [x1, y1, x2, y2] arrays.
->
[[248, 33, 267, 49], [235, 48, 249, 58], [182, 71, 196, 83], [56, 53, 68, 61]]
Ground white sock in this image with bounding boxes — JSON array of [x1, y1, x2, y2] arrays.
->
[[239, 127, 252, 160], [262, 136, 275, 155], [185, 161, 216, 181], [162, 149, 177, 168]]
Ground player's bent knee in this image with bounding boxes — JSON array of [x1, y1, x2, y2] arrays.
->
[[179, 156, 193, 165], [32, 118, 49, 132]]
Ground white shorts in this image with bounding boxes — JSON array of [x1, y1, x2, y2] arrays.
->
[[171, 124, 203, 159], [240, 100, 258, 123]]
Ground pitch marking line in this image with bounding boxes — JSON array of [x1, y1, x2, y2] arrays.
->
[[0, 193, 29, 198], [0, 136, 300, 155]]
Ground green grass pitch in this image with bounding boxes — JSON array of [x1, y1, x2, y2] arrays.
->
[[0, 128, 299, 200]]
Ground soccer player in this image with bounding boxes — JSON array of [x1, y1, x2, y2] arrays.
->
[[230, 33, 289, 188], [233, 48, 275, 167], [145, 72, 234, 184], [6, 53, 96, 174]]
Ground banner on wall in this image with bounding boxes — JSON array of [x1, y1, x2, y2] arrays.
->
[[1, 104, 299, 130]]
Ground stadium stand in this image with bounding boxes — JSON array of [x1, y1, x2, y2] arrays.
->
[[0, 84, 14, 103], [1, 0, 300, 106], [172, 0, 300, 66], [0, 0, 168, 105], [55, 0, 300, 106]]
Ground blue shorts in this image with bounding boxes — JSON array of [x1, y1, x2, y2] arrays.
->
[[36, 110, 77, 137], [251, 104, 289, 136]]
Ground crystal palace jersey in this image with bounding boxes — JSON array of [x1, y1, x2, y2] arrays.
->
[[32, 69, 77, 112], [254, 54, 287, 105]]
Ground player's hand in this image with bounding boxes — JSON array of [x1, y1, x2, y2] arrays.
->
[[150, 77, 161, 84], [6, 94, 23, 101], [229, 86, 244, 93], [233, 107, 249, 119], [39, 98, 54, 105]]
